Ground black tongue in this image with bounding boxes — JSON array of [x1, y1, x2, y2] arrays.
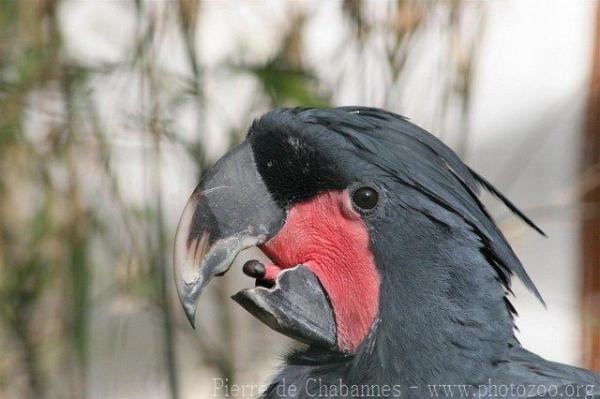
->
[[232, 265, 337, 349], [242, 260, 266, 279]]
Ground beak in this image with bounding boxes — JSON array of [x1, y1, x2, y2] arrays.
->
[[232, 265, 336, 348], [173, 141, 336, 349]]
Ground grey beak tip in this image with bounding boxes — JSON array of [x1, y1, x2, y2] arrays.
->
[[183, 303, 198, 329]]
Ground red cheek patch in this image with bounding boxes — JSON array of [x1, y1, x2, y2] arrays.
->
[[261, 191, 380, 352], [262, 263, 283, 282]]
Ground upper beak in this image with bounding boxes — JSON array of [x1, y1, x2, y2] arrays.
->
[[173, 141, 337, 349], [173, 141, 284, 326]]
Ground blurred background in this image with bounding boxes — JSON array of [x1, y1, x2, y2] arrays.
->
[[1, 0, 599, 398]]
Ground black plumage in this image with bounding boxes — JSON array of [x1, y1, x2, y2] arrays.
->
[[245, 107, 600, 398]]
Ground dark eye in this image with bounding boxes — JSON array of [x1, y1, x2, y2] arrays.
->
[[352, 186, 379, 211]]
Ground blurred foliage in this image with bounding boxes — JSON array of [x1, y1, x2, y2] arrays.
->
[[0, 1, 482, 398]]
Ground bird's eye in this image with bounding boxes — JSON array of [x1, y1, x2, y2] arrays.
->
[[351, 186, 379, 211]]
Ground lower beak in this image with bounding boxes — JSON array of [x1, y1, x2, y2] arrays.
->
[[233, 265, 336, 348], [173, 141, 336, 349]]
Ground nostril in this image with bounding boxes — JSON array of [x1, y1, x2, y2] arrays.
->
[[243, 260, 266, 279]]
